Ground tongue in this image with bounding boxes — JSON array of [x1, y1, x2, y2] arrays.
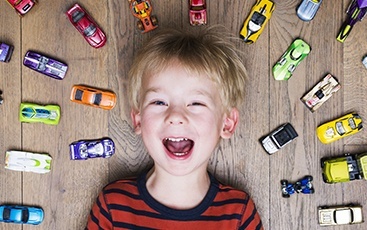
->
[[166, 140, 192, 153]]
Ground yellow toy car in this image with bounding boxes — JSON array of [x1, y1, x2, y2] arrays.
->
[[316, 113, 363, 144], [239, 0, 275, 44]]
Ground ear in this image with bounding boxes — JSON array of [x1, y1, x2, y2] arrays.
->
[[130, 109, 142, 135], [220, 107, 239, 139]]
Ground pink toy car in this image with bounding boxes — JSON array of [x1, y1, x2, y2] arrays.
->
[[66, 3, 106, 48], [189, 0, 207, 25]]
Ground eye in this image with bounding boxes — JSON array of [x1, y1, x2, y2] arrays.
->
[[190, 102, 205, 106], [152, 100, 167, 106]]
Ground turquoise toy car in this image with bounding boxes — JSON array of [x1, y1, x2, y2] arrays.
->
[[0, 205, 44, 225], [272, 38, 311, 80], [19, 102, 61, 125]]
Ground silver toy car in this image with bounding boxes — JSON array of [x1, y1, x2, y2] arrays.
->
[[297, 0, 323, 21]]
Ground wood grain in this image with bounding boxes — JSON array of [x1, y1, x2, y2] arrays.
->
[[0, 0, 366, 229]]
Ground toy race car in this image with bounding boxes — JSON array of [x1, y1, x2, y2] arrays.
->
[[128, 0, 158, 33], [69, 138, 115, 160], [70, 85, 116, 110], [0, 42, 14, 63], [260, 123, 298, 154], [5, 150, 52, 174], [189, 0, 207, 26], [281, 175, 314, 198], [337, 0, 367, 43], [321, 152, 367, 183], [66, 3, 107, 48], [0, 205, 44, 225], [318, 205, 363, 226], [19, 102, 61, 125], [5, 0, 36, 16], [316, 113, 363, 144], [272, 38, 311, 80], [301, 74, 341, 112], [296, 0, 323, 21], [23, 51, 68, 80], [239, 0, 275, 44]]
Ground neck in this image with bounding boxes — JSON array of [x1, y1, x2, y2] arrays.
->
[[145, 167, 211, 210]]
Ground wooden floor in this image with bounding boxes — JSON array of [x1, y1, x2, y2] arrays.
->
[[1, 0, 367, 229]]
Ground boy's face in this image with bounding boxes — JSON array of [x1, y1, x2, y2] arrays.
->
[[131, 62, 239, 177]]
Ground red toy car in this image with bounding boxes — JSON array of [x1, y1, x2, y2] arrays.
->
[[128, 0, 158, 33], [66, 3, 106, 48], [189, 0, 207, 26], [5, 0, 36, 16]]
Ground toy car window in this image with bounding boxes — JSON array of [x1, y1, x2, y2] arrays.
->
[[251, 12, 266, 26], [84, 25, 97, 37], [348, 118, 356, 129], [75, 89, 83, 101], [21, 209, 29, 223], [94, 93, 102, 105], [72, 11, 85, 23], [336, 122, 346, 135], [34, 109, 51, 118], [3, 207, 10, 220], [273, 130, 291, 147], [22, 108, 35, 118]]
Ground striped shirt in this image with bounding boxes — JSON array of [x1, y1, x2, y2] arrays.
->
[[86, 172, 263, 230]]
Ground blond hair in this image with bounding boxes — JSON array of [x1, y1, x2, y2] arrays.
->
[[128, 27, 247, 112]]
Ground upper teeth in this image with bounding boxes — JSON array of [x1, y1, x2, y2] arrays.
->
[[166, 137, 188, 142]]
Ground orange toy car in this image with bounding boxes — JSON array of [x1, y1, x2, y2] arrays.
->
[[70, 85, 116, 110], [128, 0, 158, 33]]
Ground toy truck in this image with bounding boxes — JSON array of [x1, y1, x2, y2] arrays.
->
[[128, 0, 158, 33], [321, 153, 367, 183]]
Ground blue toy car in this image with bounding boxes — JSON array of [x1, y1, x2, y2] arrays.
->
[[0, 42, 14, 63], [0, 205, 44, 225], [281, 175, 314, 198]]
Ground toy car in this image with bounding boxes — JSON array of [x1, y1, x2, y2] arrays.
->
[[321, 153, 367, 183], [281, 175, 314, 198], [0, 42, 14, 63], [70, 85, 116, 110], [69, 138, 115, 160], [316, 113, 363, 144], [273, 38, 311, 80], [23, 51, 68, 80], [66, 3, 106, 48], [301, 74, 341, 112], [0, 205, 44, 225], [19, 102, 61, 125], [0, 90, 3, 105], [5, 150, 52, 174], [5, 0, 36, 16], [128, 0, 158, 33], [337, 0, 367, 43], [260, 123, 298, 154], [189, 0, 207, 26], [239, 0, 275, 44], [296, 0, 323, 21], [362, 55, 367, 68], [318, 205, 363, 226]]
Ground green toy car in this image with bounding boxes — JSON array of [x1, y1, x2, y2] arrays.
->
[[19, 102, 60, 125], [272, 38, 311, 80]]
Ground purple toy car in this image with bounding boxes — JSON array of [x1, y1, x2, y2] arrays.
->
[[0, 42, 14, 63], [69, 138, 115, 160], [337, 0, 367, 42], [23, 51, 68, 80]]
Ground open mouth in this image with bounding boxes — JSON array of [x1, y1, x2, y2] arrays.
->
[[163, 137, 194, 157]]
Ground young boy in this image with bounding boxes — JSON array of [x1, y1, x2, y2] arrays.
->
[[86, 27, 263, 230]]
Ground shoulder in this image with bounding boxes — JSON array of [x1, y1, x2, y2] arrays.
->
[[100, 178, 140, 204], [215, 181, 250, 202]]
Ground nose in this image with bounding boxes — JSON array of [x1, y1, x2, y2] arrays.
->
[[165, 106, 186, 125]]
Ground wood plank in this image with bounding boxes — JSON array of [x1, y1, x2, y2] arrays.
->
[[0, 1, 22, 230]]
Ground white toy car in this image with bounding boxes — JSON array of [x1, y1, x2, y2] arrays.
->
[[318, 205, 363, 226], [5, 150, 52, 174], [301, 74, 341, 112]]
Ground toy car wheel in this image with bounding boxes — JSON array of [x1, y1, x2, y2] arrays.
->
[[282, 193, 290, 198], [137, 21, 144, 31], [151, 16, 158, 26], [309, 188, 315, 194], [280, 180, 288, 186]]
